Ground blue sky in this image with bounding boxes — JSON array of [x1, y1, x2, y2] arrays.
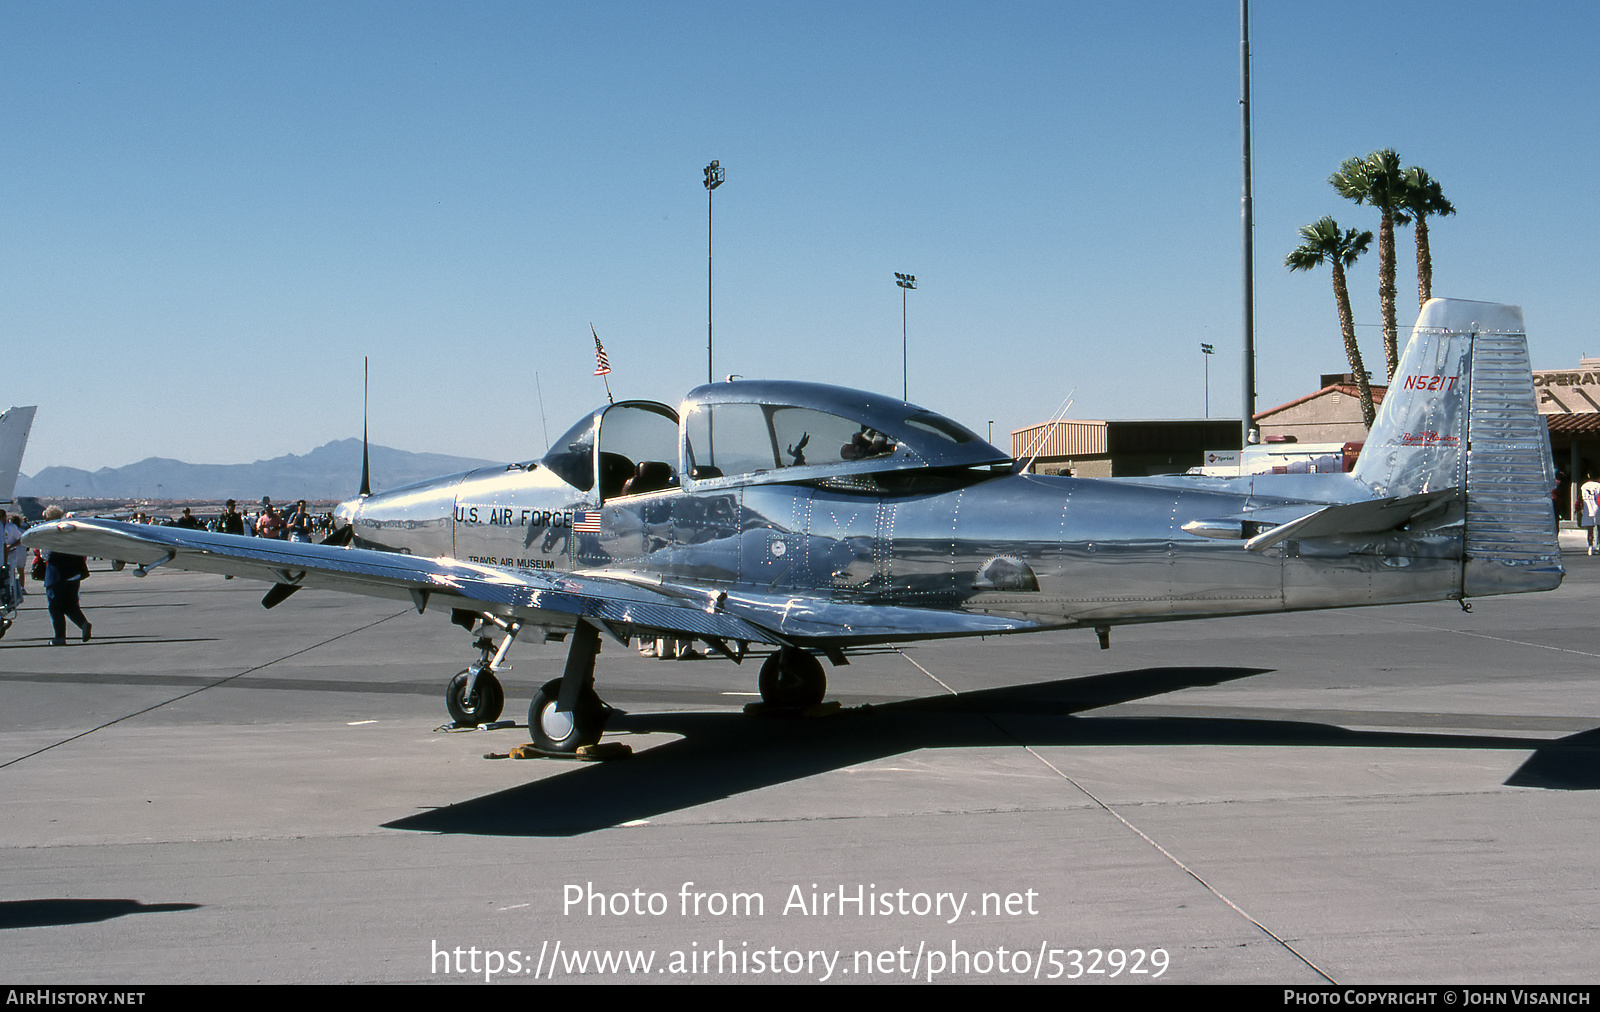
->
[[4, 1, 1597, 474]]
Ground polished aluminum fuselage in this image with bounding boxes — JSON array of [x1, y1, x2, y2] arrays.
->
[[337, 303, 1564, 644], [337, 464, 1471, 635]]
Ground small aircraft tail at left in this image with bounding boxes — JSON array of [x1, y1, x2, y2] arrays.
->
[[22, 299, 1567, 755], [0, 405, 36, 505]]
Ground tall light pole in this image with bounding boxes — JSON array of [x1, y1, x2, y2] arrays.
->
[[1240, 0, 1256, 447], [895, 272, 916, 400], [704, 160, 725, 385], [1201, 342, 1214, 418]]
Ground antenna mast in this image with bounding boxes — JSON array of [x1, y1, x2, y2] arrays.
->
[[360, 357, 371, 497]]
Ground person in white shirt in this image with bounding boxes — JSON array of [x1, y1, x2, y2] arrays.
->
[[0, 509, 22, 608], [1580, 474, 1600, 556]]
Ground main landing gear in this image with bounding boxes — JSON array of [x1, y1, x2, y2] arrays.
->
[[527, 620, 609, 753], [528, 677, 607, 752], [758, 647, 827, 708]]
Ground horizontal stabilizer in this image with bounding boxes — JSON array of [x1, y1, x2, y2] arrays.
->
[[1244, 488, 1458, 553], [1183, 500, 1361, 540]]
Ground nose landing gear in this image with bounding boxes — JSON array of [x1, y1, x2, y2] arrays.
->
[[443, 621, 520, 727], [446, 666, 504, 726]]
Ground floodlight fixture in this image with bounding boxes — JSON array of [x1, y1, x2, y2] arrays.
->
[[895, 272, 917, 399], [705, 160, 726, 382]]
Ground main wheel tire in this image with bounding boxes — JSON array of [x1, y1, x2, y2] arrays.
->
[[758, 647, 826, 708], [445, 669, 504, 726], [528, 677, 606, 753]]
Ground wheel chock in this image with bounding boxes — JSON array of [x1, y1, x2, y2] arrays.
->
[[576, 742, 632, 761], [441, 718, 519, 733], [499, 741, 633, 761]]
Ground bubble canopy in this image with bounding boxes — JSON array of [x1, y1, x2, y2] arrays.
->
[[679, 380, 1010, 487], [536, 381, 1010, 496]]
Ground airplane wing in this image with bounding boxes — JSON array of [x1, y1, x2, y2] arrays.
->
[[22, 519, 1042, 648]]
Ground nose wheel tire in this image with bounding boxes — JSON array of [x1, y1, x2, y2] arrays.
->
[[529, 678, 607, 753], [446, 669, 504, 726], [758, 647, 826, 708]]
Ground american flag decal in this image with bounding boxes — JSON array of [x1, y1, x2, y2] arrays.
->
[[591, 324, 611, 376], [574, 510, 603, 533]]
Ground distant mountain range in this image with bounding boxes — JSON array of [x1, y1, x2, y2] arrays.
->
[[17, 439, 498, 501]]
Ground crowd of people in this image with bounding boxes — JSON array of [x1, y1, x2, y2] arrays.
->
[[0, 496, 335, 645], [117, 498, 334, 540], [193, 498, 330, 541]]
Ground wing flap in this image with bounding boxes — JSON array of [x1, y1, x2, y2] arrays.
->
[[580, 569, 1046, 644], [717, 589, 1043, 644]]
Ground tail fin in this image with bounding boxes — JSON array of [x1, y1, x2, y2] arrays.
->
[[0, 405, 36, 503], [1354, 299, 1560, 594]]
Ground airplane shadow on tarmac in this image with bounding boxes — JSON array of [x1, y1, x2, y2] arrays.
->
[[383, 665, 1600, 837], [0, 898, 201, 930]]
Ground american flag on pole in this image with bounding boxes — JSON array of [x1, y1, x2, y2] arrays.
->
[[591, 324, 611, 376]]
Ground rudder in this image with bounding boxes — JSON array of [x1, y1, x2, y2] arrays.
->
[[1352, 299, 1559, 595]]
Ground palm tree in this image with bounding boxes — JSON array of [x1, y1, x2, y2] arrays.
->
[[1330, 149, 1409, 381], [1401, 165, 1455, 307], [1287, 216, 1377, 428]]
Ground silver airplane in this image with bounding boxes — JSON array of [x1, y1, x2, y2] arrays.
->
[[1, 404, 37, 638], [23, 299, 1562, 754], [0, 405, 37, 507]]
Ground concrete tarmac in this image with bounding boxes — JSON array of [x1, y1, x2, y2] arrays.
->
[[3, 539, 1599, 984]]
